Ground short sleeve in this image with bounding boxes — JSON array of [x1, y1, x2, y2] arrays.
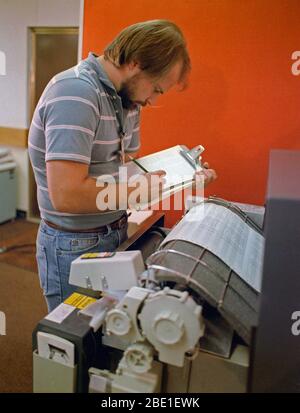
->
[[40, 78, 99, 164]]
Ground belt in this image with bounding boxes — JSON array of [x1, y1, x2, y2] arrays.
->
[[44, 213, 128, 234]]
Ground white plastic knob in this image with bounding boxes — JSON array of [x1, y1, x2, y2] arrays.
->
[[152, 311, 184, 345], [105, 309, 131, 336], [124, 343, 153, 373]]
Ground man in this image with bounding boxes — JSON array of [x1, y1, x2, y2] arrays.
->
[[28, 20, 217, 312]]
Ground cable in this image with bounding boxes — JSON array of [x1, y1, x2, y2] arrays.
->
[[0, 243, 36, 254], [147, 226, 168, 239]]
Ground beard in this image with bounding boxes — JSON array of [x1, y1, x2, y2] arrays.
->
[[118, 74, 147, 110], [118, 84, 136, 110]]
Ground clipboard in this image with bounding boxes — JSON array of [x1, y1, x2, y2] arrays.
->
[[125, 144, 205, 200], [179, 144, 205, 171], [129, 144, 205, 174]]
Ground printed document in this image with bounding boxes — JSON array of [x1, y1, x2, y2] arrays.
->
[[125, 145, 200, 188], [161, 203, 265, 292]]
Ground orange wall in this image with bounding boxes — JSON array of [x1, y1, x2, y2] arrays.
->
[[82, 0, 300, 227]]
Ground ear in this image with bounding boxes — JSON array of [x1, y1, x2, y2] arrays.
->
[[128, 60, 141, 73]]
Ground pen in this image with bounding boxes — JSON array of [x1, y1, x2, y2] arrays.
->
[[128, 155, 149, 173]]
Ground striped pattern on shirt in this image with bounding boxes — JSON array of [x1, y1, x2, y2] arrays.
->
[[28, 52, 140, 229]]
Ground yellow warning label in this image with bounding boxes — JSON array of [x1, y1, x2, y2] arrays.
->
[[80, 252, 115, 259], [64, 292, 97, 309]]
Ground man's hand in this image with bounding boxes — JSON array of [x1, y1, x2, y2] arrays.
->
[[194, 161, 217, 187], [145, 169, 166, 201], [128, 170, 166, 208], [125, 151, 139, 162]]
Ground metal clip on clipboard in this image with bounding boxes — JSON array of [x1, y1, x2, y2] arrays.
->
[[180, 145, 205, 171]]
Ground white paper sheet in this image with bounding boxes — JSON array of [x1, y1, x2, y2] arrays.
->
[[123, 146, 199, 210], [161, 203, 265, 292], [126, 145, 198, 188]]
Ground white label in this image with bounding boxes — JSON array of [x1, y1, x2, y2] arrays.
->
[[45, 303, 75, 324]]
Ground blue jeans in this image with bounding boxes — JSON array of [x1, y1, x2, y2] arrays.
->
[[36, 219, 128, 313]]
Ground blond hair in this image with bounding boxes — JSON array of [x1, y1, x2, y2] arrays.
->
[[104, 20, 190, 85]]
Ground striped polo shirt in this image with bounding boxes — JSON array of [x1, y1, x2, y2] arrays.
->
[[28, 52, 140, 229]]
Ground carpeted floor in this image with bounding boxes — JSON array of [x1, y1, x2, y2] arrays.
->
[[0, 218, 47, 392], [0, 218, 39, 273]]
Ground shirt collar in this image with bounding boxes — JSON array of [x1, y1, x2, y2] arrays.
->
[[87, 52, 118, 93]]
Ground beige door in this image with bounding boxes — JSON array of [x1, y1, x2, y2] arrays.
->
[[28, 27, 79, 220]]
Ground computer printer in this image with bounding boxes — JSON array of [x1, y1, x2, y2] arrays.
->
[[32, 149, 300, 393]]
